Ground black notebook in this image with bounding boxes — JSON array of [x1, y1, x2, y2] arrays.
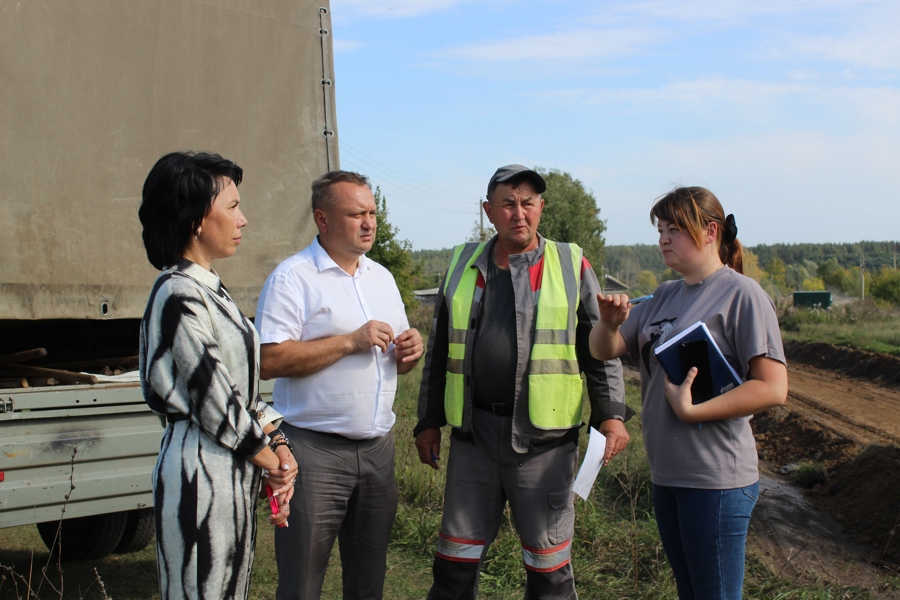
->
[[653, 321, 743, 404]]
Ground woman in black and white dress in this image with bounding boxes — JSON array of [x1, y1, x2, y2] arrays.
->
[[138, 151, 298, 600]]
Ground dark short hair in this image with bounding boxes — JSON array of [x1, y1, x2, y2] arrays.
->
[[311, 170, 371, 211], [138, 151, 243, 270]]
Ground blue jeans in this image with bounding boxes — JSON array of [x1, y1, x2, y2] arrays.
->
[[653, 482, 759, 600]]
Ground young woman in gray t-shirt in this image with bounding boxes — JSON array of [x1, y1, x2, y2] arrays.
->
[[589, 186, 788, 600]]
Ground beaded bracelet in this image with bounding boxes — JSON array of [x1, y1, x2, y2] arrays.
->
[[269, 436, 294, 453]]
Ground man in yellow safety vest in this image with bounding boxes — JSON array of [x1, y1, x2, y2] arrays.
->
[[414, 164, 633, 599]]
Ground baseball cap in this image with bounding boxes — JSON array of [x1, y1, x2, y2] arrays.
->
[[486, 164, 546, 199]]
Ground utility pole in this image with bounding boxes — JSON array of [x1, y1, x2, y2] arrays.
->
[[479, 197, 484, 241], [860, 254, 866, 300]]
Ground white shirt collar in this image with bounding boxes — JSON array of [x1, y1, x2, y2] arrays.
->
[[174, 258, 222, 291], [311, 236, 371, 276]]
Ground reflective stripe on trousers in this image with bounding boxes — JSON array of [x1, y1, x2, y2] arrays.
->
[[436, 533, 484, 563], [522, 540, 571, 572]]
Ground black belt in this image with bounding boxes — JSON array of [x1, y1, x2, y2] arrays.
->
[[474, 403, 514, 416], [167, 409, 258, 424]]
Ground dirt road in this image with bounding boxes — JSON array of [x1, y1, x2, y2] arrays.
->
[[751, 346, 900, 597], [786, 362, 900, 446]]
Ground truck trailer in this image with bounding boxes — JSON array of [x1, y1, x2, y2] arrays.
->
[[0, 0, 337, 559]]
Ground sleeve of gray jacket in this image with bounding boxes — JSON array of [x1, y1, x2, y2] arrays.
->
[[577, 262, 634, 427], [413, 274, 451, 437]]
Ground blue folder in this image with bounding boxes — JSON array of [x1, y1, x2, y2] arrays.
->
[[653, 321, 743, 403]]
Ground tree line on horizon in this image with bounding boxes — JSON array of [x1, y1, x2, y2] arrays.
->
[[370, 169, 900, 308]]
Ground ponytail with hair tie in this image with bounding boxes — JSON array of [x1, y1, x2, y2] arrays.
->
[[723, 214, 738, 243]]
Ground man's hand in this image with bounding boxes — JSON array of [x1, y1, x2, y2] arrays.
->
[[415, 427, 441, 470], [395, 328, 423, 374], [599, 418, 630, 465], [349, 320, 395, 354]]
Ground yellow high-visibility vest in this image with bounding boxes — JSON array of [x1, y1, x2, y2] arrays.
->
[[442, 241, 584, 429]]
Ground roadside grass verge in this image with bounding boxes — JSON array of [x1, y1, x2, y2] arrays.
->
[[779, 299, 900, 356]]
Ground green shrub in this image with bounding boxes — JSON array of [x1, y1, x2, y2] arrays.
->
[[871, 267, 900, 306], [791, 461, 828, 489]]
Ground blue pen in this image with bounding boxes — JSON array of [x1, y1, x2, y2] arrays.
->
[[430, 450, 439, 463], [628, 294, 653, 305]]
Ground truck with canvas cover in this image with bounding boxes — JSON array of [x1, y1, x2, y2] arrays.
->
[[0, 0, 338, 560]]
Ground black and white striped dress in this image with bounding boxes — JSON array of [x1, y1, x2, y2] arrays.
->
[[139, 259, 279, 600]]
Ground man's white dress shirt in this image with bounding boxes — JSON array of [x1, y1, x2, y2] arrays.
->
[[255, 237, 409, 439]]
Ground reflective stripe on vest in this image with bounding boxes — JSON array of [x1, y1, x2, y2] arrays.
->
[[522, 540, 572, 572], [436, 533, 484, 563], [528, 241, 584, 429], [442, 242, 487, 427], [442, 241, 583, 429]]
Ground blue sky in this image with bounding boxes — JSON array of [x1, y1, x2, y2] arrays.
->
[[329, 0, 899, 251]]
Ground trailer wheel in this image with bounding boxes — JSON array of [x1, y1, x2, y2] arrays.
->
[[36, 512, 128, 561], [114, 508, 155, 553]]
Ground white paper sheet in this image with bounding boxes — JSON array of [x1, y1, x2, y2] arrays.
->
[[573, 427, 607, 500]]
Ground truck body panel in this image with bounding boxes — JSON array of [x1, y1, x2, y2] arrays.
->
[[1, 381, 274, 529], [1, 0, 337, 320], [0, 383, 161, 527], [0, 0, 338, 542]]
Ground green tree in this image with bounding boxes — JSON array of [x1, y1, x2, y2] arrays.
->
[[801, 277, 826, 291], [534, 168, 608, 269], [817, 258, 857, 294], [871, 266, 900, 305], [659, 267, 680, 282], [743, 251, 780, 297], [783, 263, 810, 289], [764, 257, 788, 293], [630, 270, 659, 297], [817, 257, 841, 280], [367, 187, 422, 308], [848, 266, 864, 297]]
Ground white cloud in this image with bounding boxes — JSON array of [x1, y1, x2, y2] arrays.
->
[[792, 32, 900, 71], [437, 28, 661, 62], [589, 0, 873, 25], [530, 78, 900, 128]]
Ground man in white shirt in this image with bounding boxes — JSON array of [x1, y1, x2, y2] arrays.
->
[[255, 170, 423, 600]]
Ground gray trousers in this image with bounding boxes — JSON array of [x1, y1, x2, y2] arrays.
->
[[429, 410, 579, 600], [275, 425, 398, 600]]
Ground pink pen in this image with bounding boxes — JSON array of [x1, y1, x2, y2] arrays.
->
[[266, 485, 288, 528]]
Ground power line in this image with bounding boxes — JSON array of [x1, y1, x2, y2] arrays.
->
[[339, 157, 474, 215], [340, 142, 472, 203]]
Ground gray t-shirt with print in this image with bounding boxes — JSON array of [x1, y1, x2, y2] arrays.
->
[[619, 266, 785, 489]]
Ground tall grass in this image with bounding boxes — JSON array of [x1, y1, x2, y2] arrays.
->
[[779, 299, 900, 355]]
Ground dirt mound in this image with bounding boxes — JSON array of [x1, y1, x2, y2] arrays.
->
[[753, 407, 900, 572], [785, 340, 900, 388], [752, 407, 859, 470], [812, 446, 900, 568]]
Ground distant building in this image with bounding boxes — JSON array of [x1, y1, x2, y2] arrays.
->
[[602, 275, 629, 294], [414, 287, 440, 305]]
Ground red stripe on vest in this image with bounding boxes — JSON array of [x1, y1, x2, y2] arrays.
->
[[529, 255, 544, 292]]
